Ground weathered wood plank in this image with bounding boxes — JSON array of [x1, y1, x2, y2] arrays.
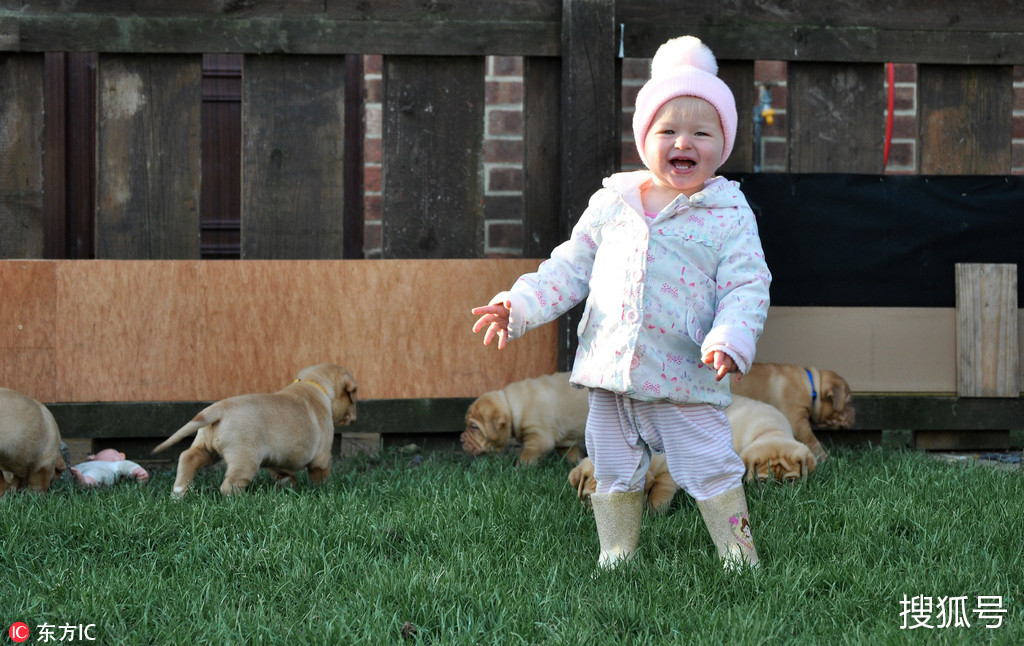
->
[[788, 62, 885, 173], [1, 15, 561, 56], [4, 1, 557, 20], [95, 55, 201, 258], [6, 3, 1024, 62], [618, 0, 1024, 34], [0, 53, 44, 259], [381, 56, 485, 258], [621, 27, 1024, 66], [956, 263, 1019, 397], [918, 65, 1013, 175], [242, 55, 346, 259], [522, 55, 562, 257], [844, 394, 1024, 432], [42, 52, 66, 258], [717, 60, 755, 175]]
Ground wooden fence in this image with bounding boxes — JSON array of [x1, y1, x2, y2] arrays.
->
[[2, 1, 1023, 456]]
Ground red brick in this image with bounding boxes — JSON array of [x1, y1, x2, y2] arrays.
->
[[761, 139, 788, 171], [486, 221, 523, 251], [363, 195, 381, 222], [885, 142, 916, 172], [363, 55, 383, 75], [484, 139, 523, 164], [488, 167, 522, 192], [1012, 115, 1024, 139], [486, 80, 524, 105], [363, 138, 382, 165], [893, 85, 916, 112], [363, 165, 382, 192], [892, 114, 917, 139], [487, 109, 523, 136], [623, 58, 649, 79], [363, 76, 382, 103], [1012, 142, 1024, 173], [755, 60, 786, 83], [892, 63, 916, 83], [490, 56, 522, 77]]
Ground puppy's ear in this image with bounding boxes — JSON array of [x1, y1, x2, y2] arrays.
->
[[821, 371, 851, 411], [341, 373, 358, 398]]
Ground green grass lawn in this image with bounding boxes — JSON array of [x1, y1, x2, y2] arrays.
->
[[1, 445, 1020, 645]]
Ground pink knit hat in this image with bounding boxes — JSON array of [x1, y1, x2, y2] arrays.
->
[[632, 36, 737, 168]]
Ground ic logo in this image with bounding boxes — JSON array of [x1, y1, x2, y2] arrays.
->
[[8, 622, 30, 643]]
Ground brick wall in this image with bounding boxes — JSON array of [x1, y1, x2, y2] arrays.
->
[[363, 57, 1024, 258]]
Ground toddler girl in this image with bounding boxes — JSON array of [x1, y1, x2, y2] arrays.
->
[[472, 36, 771, 569]]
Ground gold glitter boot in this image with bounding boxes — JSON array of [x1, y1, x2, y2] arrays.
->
[[590, 490, 644, 569], [696, 485, 759, 570]]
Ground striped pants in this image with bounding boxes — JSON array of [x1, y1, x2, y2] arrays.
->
[[585, 388, 745, 501]]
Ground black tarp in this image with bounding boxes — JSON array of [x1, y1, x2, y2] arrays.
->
[[735, 174, 1024, 307]]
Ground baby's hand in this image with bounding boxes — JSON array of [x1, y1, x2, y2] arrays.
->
[[702, 350, 736, 382], [471, 301, 511, 350], [132, 467, 150, 484]]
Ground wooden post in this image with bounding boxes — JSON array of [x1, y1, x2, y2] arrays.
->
[[381, 56, 485, 259], [522, 55, 562, 258], [0, 53, 44, 259], [919, 65, 1013, 175], [559, 0, 618, 370], [243, 55, 347, 259], [955, 263, 1019, 397], [787, 62, 885, 173], [96, 55, 201, 259]]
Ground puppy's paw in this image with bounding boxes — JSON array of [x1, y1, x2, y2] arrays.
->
[[568, 459, 596, 505], [741, 441, 817, 482]]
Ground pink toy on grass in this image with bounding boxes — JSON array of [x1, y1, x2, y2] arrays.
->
[[71, 448, 149, 487]]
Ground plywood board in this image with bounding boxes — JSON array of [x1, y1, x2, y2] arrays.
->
[[5, 259, 558, 402], [9, 260, 1023, 401], [955, 263, 1019, 397], [754, 306, 960, 393], [0, 261, 57, 399]]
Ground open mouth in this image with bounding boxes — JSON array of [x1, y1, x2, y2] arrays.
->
[[670, 158, 695, 170]]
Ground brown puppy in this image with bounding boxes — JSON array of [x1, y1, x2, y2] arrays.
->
[[727, 395, 817, 483], [568, 394, 817, 509], [152, 364, 357, 497], [0, 388, 67, 496], [731, 363, 855, 462], [569, 454, 679, 513], [461, 372, 588, 466]]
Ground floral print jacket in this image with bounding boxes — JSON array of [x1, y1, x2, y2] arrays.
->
[[494, 171, 771, 408]]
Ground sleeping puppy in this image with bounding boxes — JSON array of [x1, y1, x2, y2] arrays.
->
[[152, 364, 357, 497], [569, 454, 679, 513], [567, 394, 817, 508], [731, 363, 855, 462], [461, 372, 588, 465], [0, 388, 67, 495], [727, 395, 817, 482]]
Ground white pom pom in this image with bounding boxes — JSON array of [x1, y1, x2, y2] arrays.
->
[[650, 36, 718, 78]]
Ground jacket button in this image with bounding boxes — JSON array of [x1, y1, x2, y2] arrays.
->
[[626, 310, 639, 323]]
